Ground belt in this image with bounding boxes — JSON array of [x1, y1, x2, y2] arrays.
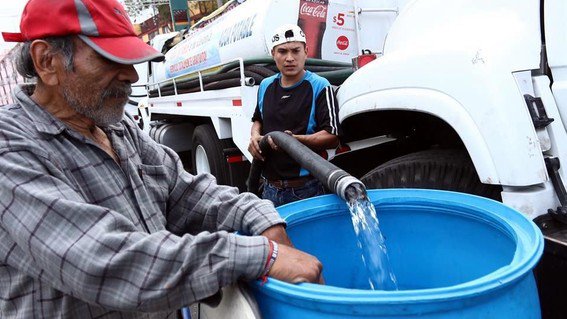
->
[[267, 176, 314, 189]]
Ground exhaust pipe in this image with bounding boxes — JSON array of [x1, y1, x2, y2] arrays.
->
[[247, 131, 365, 202]]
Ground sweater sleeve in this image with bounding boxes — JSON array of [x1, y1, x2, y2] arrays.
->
[[0, 128, 282, 313]]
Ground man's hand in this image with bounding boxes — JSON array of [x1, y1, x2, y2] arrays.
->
[[248, 133, 285, 159], [262, 225, 324, 284], [261, 224, 292, 246], [268, 244, 324, 284], [248, 132, 265, 161], [267, 130, 293, 153]]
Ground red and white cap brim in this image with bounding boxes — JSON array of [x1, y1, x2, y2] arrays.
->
[[79, 35, 164, 65]]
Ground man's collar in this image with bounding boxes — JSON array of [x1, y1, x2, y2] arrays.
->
[[278, 70, 308, 89], [14, 84, 67, 135]]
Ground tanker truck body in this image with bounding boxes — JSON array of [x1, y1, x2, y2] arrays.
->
[[137, 0, 397, 191], [137, 0, 567, 219], [138, 0, 567, 316]]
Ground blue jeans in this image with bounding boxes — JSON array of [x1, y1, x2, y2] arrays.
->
[[262, 178, 326, 207]]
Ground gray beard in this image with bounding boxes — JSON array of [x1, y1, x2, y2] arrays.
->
[[62, 86, 131, 127]]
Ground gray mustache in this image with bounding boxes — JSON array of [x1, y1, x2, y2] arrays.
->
[[103, 85, 132, 99]]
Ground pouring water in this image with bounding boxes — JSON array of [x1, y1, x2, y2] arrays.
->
[[345, 184, 398, 290]]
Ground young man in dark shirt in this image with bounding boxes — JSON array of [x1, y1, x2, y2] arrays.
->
[[248, 24, 341, 206]]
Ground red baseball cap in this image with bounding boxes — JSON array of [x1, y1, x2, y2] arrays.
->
[[1, 0, 164, 64]]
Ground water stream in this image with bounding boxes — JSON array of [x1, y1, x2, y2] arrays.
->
[[345, 184, 398, 290]]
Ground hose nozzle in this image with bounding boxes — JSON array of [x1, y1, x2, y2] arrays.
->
[[335, 175, 367, 202]]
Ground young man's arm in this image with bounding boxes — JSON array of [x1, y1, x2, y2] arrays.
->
[[291, 85, 341, 150], [293, 129, 339, 151]]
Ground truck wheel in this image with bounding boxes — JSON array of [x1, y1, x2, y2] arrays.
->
[[360, 149, 501, 200], [192, 124, 231, 185]]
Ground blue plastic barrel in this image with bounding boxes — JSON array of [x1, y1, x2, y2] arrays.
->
[[250, 189, 544, 318]]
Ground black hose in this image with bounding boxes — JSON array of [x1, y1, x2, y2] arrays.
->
[[148, 58, 354, 97], [242, 70, 264, 84], [149, 70, 261, 97], [245, 65, 276, 78], [217, 57, 350, 74], [149, 71, 243, 96], [304, 65, 350, 72], [218, 57, 275, 73], [247, 131, 365, 202], [316, 69, 354, 85], [180, 77, 255, 94], [304, 58, 351, 67], [203, 78, 251, 90], [247, 158, 265, 196]]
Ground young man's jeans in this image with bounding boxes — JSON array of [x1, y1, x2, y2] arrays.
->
[[262, 177, 326, 207]]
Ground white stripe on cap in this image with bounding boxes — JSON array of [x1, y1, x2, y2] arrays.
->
[[75, 0, 99, 36]]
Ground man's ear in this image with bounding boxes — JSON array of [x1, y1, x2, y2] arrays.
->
[[304, 44, 309, 56], [29, 40, 63, 86], [271, 48, 275, 57]]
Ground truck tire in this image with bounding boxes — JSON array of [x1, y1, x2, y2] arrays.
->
[[192, 124, 231, 185], [360, 149, 501, 200]]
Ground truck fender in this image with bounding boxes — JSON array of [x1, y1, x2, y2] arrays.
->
[[340, 88, 547, 187], [341, 88, 500, 184]]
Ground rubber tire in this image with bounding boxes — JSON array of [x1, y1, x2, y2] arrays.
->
[[360, 149, 502, 200], [192, 124, 232, 186]]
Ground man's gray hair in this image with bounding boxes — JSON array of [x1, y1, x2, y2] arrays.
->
[[15, 36, 75, 79]]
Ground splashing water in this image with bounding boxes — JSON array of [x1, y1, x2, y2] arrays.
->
[[345, 184, 398, 290]]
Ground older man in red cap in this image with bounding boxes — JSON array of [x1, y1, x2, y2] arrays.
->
[[0, 0, 322, 318]]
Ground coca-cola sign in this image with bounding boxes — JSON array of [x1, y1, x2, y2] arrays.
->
[[300, 3, 327, 19], [336, 36, 349, 51]]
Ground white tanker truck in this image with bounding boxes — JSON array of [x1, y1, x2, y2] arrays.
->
[[135, 0, 567, 316], [137, 0, 398, 192]]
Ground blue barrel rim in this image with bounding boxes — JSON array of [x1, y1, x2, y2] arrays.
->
[[252, 188, 544, 305]]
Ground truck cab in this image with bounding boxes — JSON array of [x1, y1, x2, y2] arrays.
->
[[339, 0, 559, 219]]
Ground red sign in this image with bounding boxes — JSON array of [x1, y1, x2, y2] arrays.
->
[[298, 0, 329, 59], [336, 36, 349, 51]]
